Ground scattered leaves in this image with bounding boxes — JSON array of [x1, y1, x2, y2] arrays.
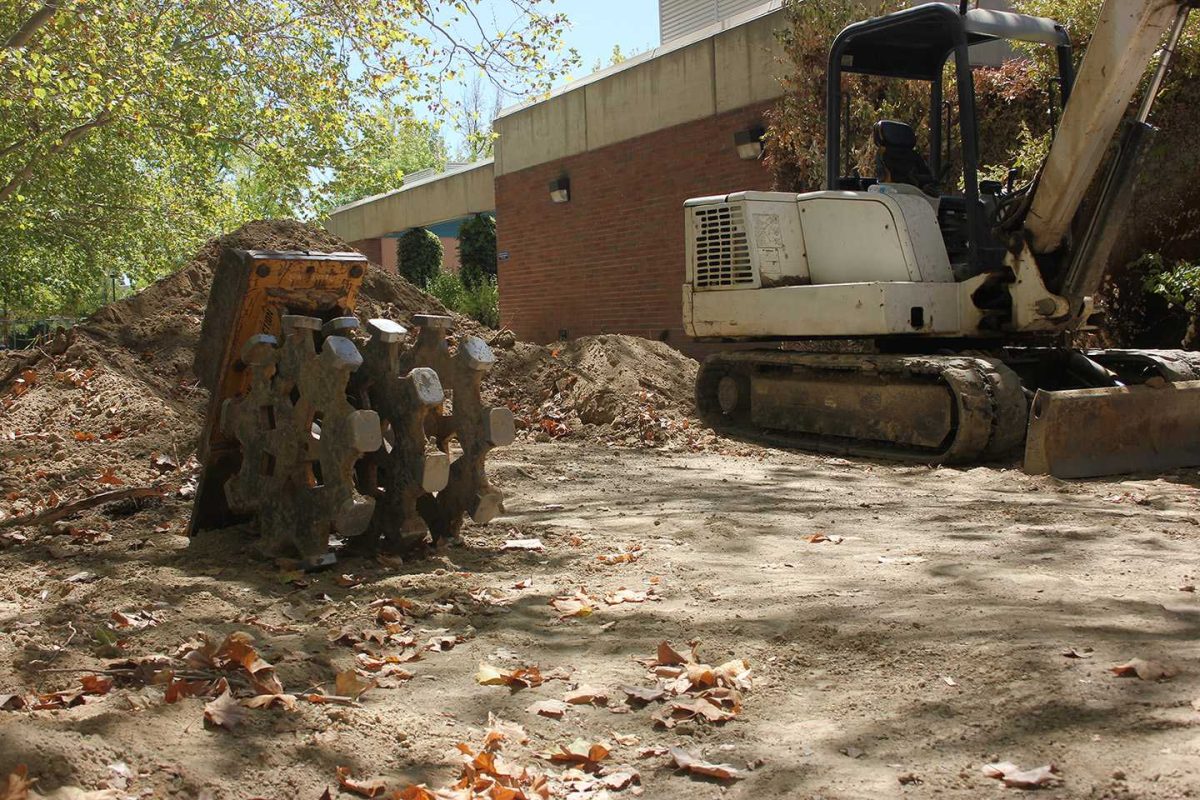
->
[[334, 669, 376, 700], [502, 538, 544, 551], [545, 738, 611, 771], [1110, 659, 1177, 681], [335, 766, 389, 798], [526, 699, 571, 719], [669, 747, 741, 782], [203, 690, 246, 730], [563, 685, 609, 706], [981, 762, 1061, 789], [476, 662, 544, 690]]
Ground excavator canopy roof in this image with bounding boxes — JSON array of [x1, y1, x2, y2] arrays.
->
[[830, 3, 1068, 80]]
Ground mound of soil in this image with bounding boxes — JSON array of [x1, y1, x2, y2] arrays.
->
[[486, 334, 710, 449], [0, 218, 711, 523]]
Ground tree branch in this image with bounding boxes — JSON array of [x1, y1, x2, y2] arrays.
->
[[0, 108, 118, 205], [4, 1, 65, 49]]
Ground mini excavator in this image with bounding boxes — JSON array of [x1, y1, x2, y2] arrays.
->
[[189, 248, 515, 564], [684, 0, 1200, 478]]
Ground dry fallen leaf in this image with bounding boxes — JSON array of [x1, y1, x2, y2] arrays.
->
[[513, 578, 533, 589], [546, 738, 611, 770], [1061, 648, 1092, 659], [526, 699, 571, 719], [981, 761, 1060, 789], [604, 588, 648, 605], [242, 693, 298, 711], [619, 685, 666, 705], [96, 467, 124, 486], [203, 690, 246, 730], [563, 684, 609, 706], [1, 765, 33, 800], [669, 747, 741, 781], [335, 766, 389, 798], [501, 538, 544, 551], [476, 662, 544, 689], [1110, 659, 1177, 681], [334, 669, 377, 699]]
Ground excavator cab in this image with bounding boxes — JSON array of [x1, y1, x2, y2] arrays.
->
[[827, 4, 1075, 278], [684, 0, 1200, 478]]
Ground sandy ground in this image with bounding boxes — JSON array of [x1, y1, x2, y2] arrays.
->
[[2, 439, 1199, 799]]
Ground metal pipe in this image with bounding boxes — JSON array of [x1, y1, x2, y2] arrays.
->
[[1137, 5, 1190, 123]]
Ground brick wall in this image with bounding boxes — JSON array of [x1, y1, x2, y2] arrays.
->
[[352, 235, 460, 276], [496, 101, 776, 349], [349, 238, 397, 274]]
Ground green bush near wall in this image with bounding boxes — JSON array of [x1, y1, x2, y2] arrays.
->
[[458, 213, 497, 289], [397, 227, 443, 287]]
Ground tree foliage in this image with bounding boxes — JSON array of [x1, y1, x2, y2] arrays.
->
[[458, 213, 496, 289], [0, 0, 576, 319], [397, 227, 443, 288]]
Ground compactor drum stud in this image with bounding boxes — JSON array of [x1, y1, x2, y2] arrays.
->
[[190, 249, 515, 563]]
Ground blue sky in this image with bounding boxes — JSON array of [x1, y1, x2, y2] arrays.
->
[[435, 0, 660, 154]]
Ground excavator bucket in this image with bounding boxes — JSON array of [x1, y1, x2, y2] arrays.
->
[[1023, 380, 1200, 478]]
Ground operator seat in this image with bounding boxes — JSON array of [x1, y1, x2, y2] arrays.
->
[[873, 120, 937, 197]]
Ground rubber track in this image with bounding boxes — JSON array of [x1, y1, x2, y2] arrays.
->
[[696, 351, 1029, 464]]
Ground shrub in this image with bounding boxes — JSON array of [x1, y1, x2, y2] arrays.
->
[[426, 270, 500, 328], [397, 227, 443, 287], [458, 213, 497, 289]]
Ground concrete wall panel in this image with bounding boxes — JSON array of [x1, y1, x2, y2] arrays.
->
[[714, 12, 786, 112], [584, 41, 716, 150], [494, 90, 587, 176]]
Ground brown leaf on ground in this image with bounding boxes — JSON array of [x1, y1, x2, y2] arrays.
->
[[1, 765, 33, 800], [596, 548, 641, 565], [335, 766, 389, 798], [476, 662, 544, 689], [203, 690, 246, 730], [549, 592, 596, 619], [619, 685, 666, 705], [652, 640, 691, 667], [669, 747, 742, 781], [602, 767, 641, 790], [303, 693, 358, 706], [217, 632, 284, 695], [526, 699, 571, 719], [485, 712, 529, 748], [1061, 648, 1092, 659], [981, 762, 1061, 789], [0, 694, 28, 711], [564, 684, 609, 706], [469, 587, 512, 607], [546, 738, 612, 770], [164, 677, 224, 704], [513, 578, 533, 589], [335, 574, 364, 588], [335, 669, 377, 699], [604, 588, 648, 605], [391, 787, 437, 800], [242, 693, 298, 711], [501, 537, 544, 551], [638, 746, 669, 759], [110, 609, 158, 630], [805, 533, 844, 544], [1110, 659, 1178, 681], [79, 675, 114, 695], [96, 467, 124, 486], [652, 695, 739, 728]]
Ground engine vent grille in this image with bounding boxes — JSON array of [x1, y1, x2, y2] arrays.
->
[[693, 204, 753, 289]]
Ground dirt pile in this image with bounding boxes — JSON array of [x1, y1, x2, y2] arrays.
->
[[0, 220, 713, 521], [0, 220, 459, 513], [486, 334, 712, 449]]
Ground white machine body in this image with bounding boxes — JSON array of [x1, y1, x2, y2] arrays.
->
[[684, 189, 987, 339]]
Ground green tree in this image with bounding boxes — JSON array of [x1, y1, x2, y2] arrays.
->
[[321, 103, 448, 212], [397, 227, 443, 287], [0, 0, 576, 319], [458, 213, 496, 289]]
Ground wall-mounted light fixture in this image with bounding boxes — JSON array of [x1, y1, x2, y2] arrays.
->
[[548, 175, 570, 203], [734, 125, 766, 160]]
